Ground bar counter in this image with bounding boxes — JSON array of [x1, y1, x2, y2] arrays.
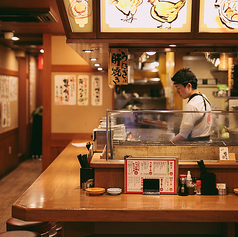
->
[[12, 141, 238, 237]]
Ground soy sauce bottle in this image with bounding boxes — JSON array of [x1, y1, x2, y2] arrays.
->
[[178, 174, 188, 196]]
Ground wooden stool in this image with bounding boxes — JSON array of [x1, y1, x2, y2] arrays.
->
[[55, 222, 62, 237], [0, 230, 41, 237], [6, 218, 52, 236]]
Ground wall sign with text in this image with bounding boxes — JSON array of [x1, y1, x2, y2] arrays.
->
[[101, 0, 192, 33], [54, 75, 76, 105], [109, 48, 128, 86], [91, 75, 103, 106], [78, 75, 89, 106]]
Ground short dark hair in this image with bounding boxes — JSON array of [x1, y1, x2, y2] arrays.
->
[[171, 68, 198, 89]]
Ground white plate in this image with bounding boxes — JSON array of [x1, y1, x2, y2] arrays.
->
[[107, 188, 122, 195]]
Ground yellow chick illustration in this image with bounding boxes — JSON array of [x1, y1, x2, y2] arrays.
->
[[149, 0, 186, 28], [109, 0, 143, 23]]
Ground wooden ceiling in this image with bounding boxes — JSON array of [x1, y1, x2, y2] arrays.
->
[[0, 0, 65, 54]]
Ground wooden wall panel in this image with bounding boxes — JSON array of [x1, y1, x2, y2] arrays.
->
[[50, 133, 92, 162], [0, 129, 19, 179]]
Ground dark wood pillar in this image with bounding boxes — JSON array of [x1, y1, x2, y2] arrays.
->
[[42, 34, 52, 170], [18, 57, 28, 158]]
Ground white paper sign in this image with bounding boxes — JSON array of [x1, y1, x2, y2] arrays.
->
[[91, 75, 103, 106], [54, 75, 76, 105], [78, 75, 89, 106], [219, 147, 229, 160]]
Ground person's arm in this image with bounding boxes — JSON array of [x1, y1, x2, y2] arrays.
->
[[170, 133, 186, 142]]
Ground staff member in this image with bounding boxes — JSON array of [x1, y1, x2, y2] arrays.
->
[[170, 68, 212, 141]]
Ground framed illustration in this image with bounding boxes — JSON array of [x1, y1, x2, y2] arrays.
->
[[101, 0, 192, 33], [199, 0, 238, 33], [62, 0, 93, 32]]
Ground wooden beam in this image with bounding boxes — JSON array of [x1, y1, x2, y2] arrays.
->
[[42, 34, 52, 170]]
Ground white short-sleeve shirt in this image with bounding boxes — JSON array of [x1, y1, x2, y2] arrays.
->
[[179, 94, 212, 139]]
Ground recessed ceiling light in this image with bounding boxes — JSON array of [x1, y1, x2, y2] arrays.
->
[[90, 58, 97, 61], [40, 49, 44, 54], [169, 44, 177, 47], [11, 36, 19, 41], [94, 63, 100, 67], [97, 67, 103, 71], [146, 52, 156, 56], [83, 50, 93, 53]]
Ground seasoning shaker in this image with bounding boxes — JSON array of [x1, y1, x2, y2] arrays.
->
[[196, 180, 201, 195]]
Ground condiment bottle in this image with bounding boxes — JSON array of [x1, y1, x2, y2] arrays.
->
[[186, 171, 192, 187], [178, 174, 188, 196], [196, 180, 201, 195]]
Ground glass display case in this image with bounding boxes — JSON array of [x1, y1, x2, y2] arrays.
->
[[105, 110, 238, 161]]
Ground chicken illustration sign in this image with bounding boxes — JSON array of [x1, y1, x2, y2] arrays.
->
[[101, 0, 192, 32]]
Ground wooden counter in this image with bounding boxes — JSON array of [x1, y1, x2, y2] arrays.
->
[[12, 141, 238, 237]]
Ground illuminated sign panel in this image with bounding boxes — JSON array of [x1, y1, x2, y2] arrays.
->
[[101, 0, 192, 33], [63, 0, 93, 32], [199, 0, 238, 32]]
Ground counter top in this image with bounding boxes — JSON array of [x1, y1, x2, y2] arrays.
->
[[12, 141, 238, 223]]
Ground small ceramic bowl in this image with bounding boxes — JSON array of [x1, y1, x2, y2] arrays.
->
[[86, 187, 105, 196], [107, 188, 122, 195]]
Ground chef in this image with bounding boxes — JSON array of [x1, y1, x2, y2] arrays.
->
[[170, 68, 212, 141]]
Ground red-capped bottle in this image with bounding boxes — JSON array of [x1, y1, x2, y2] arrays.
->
[[178, 174, 188, 196]]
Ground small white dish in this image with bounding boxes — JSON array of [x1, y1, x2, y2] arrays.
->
[[107, 188, 122, 195]]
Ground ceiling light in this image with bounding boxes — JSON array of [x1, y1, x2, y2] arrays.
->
[[97, 67, 103, 71], [146, 52, 156, 56], [90, 58, 97, 61], [40, 49, 44, 54], [151, 62, 159, 68], [94, 63, 100, 67], [83, 50, 93, 53], [11, 36, 19, 41], [214, 58, 220, 67], [169, 44, 177, 47]]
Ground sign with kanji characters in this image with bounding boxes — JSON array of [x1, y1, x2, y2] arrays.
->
[[54, 75, 76, 105], [109, 48, 128, 86], [78, 75, 89, 106], [125, 157, 178, 194], [91, 75, 102, 106]]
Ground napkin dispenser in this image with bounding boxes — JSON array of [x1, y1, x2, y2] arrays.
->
[[197, 160, 218, 195]]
